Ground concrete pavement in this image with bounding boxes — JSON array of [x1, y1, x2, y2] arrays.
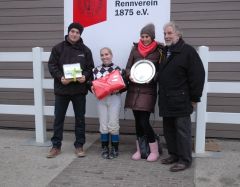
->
[[0, 129, 239, 187]]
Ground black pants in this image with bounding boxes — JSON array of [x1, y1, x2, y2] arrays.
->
[[51, 94, 86, 149], [163, 116, 192, 166], [133, 110, 155, 143]]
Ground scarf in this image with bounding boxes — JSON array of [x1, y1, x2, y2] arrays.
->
[[138, 39, 158, 58]]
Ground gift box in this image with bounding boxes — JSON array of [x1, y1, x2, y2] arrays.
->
[[92, 70, 125, 99], [63, 63, 82, 80]]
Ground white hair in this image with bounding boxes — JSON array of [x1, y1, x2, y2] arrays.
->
[[163, 21, 183, 38]]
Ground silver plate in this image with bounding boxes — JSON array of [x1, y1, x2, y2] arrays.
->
[[130, 60, 156, 84]]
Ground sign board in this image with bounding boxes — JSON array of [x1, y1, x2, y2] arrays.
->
[[64, 0, 170, 67]]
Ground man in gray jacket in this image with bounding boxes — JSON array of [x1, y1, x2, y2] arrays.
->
[[158, 21, 205, 172]]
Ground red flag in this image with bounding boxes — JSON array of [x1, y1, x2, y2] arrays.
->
[[73, 0, 107, 27]]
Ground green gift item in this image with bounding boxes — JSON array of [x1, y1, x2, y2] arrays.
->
[[63, 63, 82, 80], [71, 67, 82, 82]]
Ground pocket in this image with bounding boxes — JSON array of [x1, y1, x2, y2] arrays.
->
[[166, 90, 187, 112]]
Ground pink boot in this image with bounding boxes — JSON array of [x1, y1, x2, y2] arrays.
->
[[147, 141, 159, 162], [132, 140, 141, 160]]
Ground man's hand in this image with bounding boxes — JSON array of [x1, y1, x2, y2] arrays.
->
[[61, 76, 72, 85], [77, 75, 86, 83]]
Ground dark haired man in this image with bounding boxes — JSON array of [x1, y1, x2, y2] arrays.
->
[[47, 22, 94, 158]]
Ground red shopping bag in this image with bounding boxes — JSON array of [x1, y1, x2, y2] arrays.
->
[[92, 70, 125, 99], [107, 70, 126, 92], [92, 77, 111, 99]]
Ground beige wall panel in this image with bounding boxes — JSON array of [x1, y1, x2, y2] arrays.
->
[[205, 130, 240, 139], [185, 37, 240, 47], [0, 89, 34, 102], [176, 20, 240, 29], [0, 0, 62, 8], [198, 46, 240, 51], [0, 62, 32, 70], [0, 46, 53, 52], [208, 106, 240, 113], [208, 97, 240, 106], [182, 28, 240, 38], [208, 93, 240, 97], [209, 63, 240, 72], [0, 16, 62, 25], [208, 72, 240, 81], [172, 2, 240, 12], [0, 69, 33, 77], [0, 31, 63, 40], [172, 11, 240, 21], [172, 0, 239, 3], [0, 8, 62, 16], [0, 39, 61, 48], [0, 24, 63, 32]]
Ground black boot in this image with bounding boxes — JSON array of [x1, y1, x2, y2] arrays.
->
[[155, 134, 163, 155], [109, 142, 119, 159], [101, 142, 109, 159]]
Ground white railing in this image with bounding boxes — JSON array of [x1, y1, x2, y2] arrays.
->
[[0, 47, 240, 154], [195, 46, 240, 154]]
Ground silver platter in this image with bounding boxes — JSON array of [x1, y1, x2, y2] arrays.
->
[[130, 59, 156, 84]]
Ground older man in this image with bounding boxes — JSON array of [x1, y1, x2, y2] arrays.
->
[[158, 21, 205, 172]]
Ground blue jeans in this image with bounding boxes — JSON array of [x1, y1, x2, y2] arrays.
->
[[51, 94, 86, 149]]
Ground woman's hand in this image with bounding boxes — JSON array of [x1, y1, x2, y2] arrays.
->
[[129, 75, 135, 83]]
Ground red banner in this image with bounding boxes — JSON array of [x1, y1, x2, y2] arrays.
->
[[73, 0, 107, 27]]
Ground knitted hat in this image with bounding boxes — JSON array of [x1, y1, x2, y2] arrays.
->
[[68, 22, 84, 35], [140, 23, 155, 40]]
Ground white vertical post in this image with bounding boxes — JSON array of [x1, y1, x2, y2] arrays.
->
[[32, 47, 47, 143], [64, 0, 73, 36], [195, 46, 209, 154]]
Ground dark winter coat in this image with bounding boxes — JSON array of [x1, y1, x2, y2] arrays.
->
[[158, 38, 205, 117], [124, 43, 164, 112], [48, 36, 94, 95]]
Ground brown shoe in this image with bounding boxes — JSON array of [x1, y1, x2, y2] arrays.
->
[[75, 147, 86, 157], [170, 163, 189, 172], [46, 147, 61, 158], [161, 156, 178, 165]]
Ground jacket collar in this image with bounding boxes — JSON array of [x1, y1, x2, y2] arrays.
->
[[102, 63, 113, 67], [167, 38, 185, 53], [160, 38, 185, 70], [64, 35, 84, 49]]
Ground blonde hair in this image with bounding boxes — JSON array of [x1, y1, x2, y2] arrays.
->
[[100, 47, 113, 56]]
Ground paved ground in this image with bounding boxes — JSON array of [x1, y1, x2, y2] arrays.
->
[[0, 129, 240, 187], [48, 136, 195, 187]]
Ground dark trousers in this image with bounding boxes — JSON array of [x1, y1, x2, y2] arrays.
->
[[51, 94, 86, 149], [163, 116, 192, 166], [133, 110, 155, 143]]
